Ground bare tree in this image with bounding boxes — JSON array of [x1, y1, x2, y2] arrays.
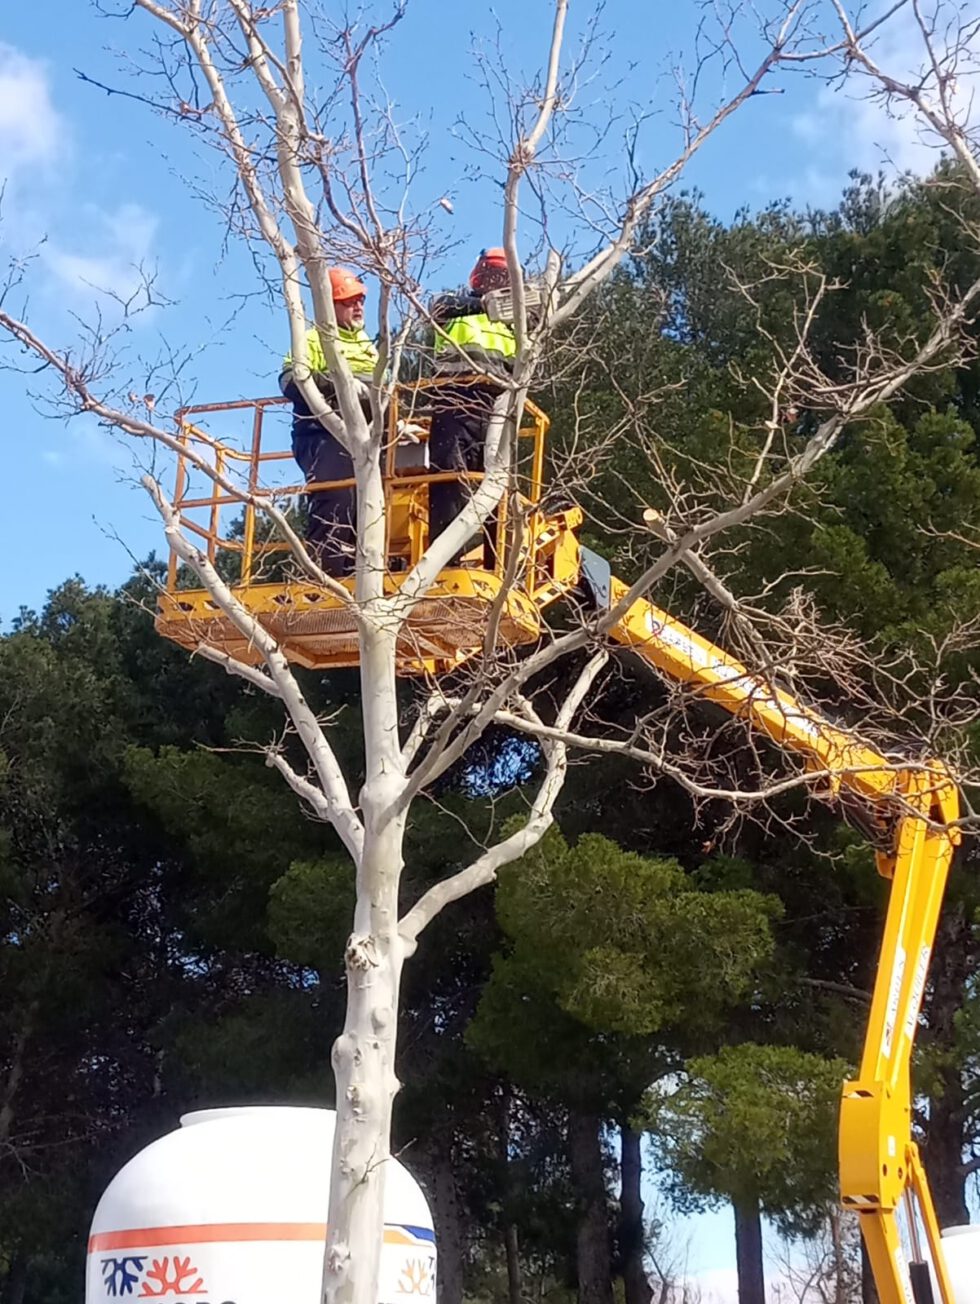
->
[[770, 1210, 863, 1304], [2, 4, 980, 1304]]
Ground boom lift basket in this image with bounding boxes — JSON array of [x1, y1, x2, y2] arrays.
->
[[154, 385, 582, 675]]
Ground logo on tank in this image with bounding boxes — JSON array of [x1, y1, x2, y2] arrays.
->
[[386, 1223, 436, 1298], [396, 1255, 435, 1296], [100, 1253, 235, 1303]]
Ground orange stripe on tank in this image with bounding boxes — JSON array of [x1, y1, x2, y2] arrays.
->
[[382, 1229, 417, 1245], [88, 1222, 428, 1253], [89, 1223, 328, 1252]]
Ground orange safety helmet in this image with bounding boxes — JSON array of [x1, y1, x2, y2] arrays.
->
[[329, 266, 367, 302], [469, 247, 509, 292]]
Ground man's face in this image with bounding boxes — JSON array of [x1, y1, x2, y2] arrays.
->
[[335, 294, 366, 330]]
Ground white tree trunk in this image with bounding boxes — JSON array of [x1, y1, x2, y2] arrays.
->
[[321, 807, 406, 1304], [324, 427, 410, 1304], [322, 716, 407, 1304]]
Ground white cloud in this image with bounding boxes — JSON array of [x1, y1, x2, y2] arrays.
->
[[794, 85, 936, 179], [790, 4, 979, 197], [0, 46, 161, 317], [44, 202, 160, 306], [0, 44, 64, 179], [40, 420, 135, 474]]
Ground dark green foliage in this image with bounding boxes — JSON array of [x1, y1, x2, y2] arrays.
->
[[0, 574, 347, 1298], [488, 828, 779, 1042], [648, 1044, 849, 1235]]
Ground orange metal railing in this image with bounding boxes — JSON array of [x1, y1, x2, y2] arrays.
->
[[164, 383, 551, 597]]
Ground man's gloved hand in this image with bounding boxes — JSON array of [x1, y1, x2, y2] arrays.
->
[[396, 419, 426, 444]]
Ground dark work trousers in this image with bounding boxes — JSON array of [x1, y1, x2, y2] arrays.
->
[[428, 382, 500, 568], [292, 426, 356, 577]]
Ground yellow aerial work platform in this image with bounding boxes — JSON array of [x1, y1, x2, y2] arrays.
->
[[155, 383, 961, 1304], [155, 385, 582, 675]]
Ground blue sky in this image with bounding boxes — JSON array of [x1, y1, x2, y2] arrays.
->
[[0, 3, 952, 1294], [0, 1, 940, 621]]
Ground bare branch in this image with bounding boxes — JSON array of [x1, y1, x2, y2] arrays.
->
[[143, 473, 365, 863], [398, 649, 608, 949]]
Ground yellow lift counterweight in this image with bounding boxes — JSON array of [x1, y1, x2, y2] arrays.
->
[[156, 387, 961, 1304]]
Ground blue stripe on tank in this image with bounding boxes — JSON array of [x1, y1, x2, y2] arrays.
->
[[395, 1224, 436, 1243]]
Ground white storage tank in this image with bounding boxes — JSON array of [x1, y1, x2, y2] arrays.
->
[[942, 1226, 980, 1304], [85, 1106, 435, 1304]]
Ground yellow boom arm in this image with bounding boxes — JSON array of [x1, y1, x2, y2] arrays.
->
[[581, 553, 961, 1304]]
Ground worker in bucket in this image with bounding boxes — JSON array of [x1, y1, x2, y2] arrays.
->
[[427, 247, 518, 567], [279, 266, 378, 578]]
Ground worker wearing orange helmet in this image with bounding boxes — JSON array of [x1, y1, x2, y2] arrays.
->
[[427, 247, 518, 565], [279, 267, 379, 576]]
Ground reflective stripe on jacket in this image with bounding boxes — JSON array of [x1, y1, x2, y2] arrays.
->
[[434, 312, 516, 376], [283, 326, 379, 376]]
